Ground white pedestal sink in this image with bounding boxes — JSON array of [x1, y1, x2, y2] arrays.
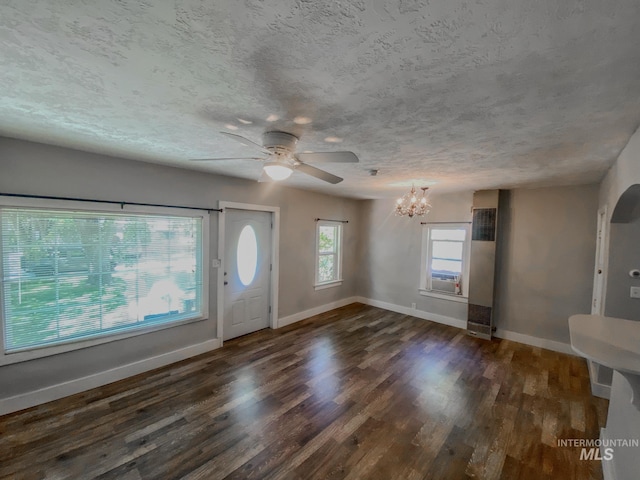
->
[[569, 314, 640, 410]]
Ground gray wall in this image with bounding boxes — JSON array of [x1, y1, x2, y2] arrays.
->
[[599, 126, 640, 321], [597, 126, 640, 480], [0, 137, 362, 399], [0, 134, 604, 402], [358, 185, 599, 344], [494, 186, 598, 343], [599, 125, 640, 319], [604, 214, 640, 320], [357, 191, 473, 321]]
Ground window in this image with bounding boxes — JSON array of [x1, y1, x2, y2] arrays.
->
[[315, 221, 342, 289], [0, 199, 208, 362], [237, 225, 258, 286], [420, 223, 470, 301]]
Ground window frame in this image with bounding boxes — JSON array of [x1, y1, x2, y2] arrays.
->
[[314, 221, 343, 290], [419, 223, 470, 303], [0, 196, 209, 366]]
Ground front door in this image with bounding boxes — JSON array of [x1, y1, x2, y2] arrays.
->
[[223, 209, 272, 340]]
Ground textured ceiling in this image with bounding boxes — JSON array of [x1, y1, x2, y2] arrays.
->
[[1, 1, 640, 199]]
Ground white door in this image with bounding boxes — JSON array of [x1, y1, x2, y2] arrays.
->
[[223, 209, 272, 340]]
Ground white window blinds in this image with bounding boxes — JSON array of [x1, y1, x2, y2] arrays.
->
[[1, 207, 204, 352]]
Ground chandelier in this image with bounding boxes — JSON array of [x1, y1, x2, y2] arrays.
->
[[395, 186, 431, 217]]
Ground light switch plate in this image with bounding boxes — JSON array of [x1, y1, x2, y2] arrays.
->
[[631, 286, 640, 299]]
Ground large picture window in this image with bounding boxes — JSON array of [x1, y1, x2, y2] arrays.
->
[[1, 202, 207, 357], [315, 221, 343, 289]]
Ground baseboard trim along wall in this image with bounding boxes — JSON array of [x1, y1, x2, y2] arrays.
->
[[2, 298, 575, 416], [493, 328, 574, 356], [354, 297, 575, 356], [0, 338, 221, 417], [355, 296, 468, 330], [277, 297, 360, 328]]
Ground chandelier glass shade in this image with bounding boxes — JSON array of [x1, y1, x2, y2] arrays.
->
[[395, 186, 431, 217]]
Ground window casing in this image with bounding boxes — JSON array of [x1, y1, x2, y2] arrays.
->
[[420, 223, 470, 301], [0, 197, 209, 364], [314, 221, 342, 289]]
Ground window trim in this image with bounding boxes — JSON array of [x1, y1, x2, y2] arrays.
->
[[0, 196, 209, 366], [419, 223, 470, 301], [314, 220, 343, 288]]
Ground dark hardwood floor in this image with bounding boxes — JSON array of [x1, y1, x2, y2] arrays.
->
[[0, 303, 608, 480]]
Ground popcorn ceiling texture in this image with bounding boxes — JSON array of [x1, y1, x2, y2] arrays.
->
[[1, 0, 639, 198]]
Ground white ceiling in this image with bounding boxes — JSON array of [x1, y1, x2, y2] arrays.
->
[[1, 1, 640, 199]]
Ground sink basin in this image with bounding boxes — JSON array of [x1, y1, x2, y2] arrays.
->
[[569, 314, 640, 409]]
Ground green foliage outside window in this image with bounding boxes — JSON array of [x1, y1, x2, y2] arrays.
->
[[317, 224, 339, 283], [1, 208, 202, 352], [319, 226, 335, 252]]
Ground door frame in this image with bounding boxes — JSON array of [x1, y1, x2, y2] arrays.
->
[[592, 205, 608, 315], [217, 201, 280, 344]]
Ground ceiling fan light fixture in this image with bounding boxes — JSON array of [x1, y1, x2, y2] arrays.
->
[[191, 130, 358, 184], [263, 162, 293, 181]]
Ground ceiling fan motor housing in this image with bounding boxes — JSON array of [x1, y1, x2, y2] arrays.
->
[[263, 131, 298, 154]]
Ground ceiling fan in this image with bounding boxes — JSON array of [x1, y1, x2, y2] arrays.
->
[[190, 131, 359, 184]]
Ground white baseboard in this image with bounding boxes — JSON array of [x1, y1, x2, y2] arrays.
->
[[356, 296, 574, 355], [493, 328, 574, 355], [277, 296, 359, 328], [591, 382, 612, 399], [355, 297, 467, 329], [1, 299, 577, 417], [279, 296, 574, 357], [0, 338, 221, 417]]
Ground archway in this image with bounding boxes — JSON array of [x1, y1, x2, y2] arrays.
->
[[605, 184, 640, 320]]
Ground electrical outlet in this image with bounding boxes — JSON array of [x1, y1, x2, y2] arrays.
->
[[631, 287, 640, 299], [411, 303, 417, 309]]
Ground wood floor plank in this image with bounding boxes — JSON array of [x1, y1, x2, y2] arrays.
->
[[0, 303, 608, 480]]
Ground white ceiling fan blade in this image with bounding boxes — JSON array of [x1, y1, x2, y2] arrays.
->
[[295, 151, 359, 163], [295, 163, 343, 184], [220, 132, 271, 154], [189, 157, 264, 162]]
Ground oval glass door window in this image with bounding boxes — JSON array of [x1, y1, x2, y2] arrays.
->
[[237, 225, 258, 286]]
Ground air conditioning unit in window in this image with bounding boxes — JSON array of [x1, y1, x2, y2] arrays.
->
[[431, 273, 459, 294]]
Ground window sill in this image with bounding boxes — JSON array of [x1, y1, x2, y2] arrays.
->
[[1, 315, 208, 366], [314, 280, 343, 291], [419, 289, 468, 303]]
